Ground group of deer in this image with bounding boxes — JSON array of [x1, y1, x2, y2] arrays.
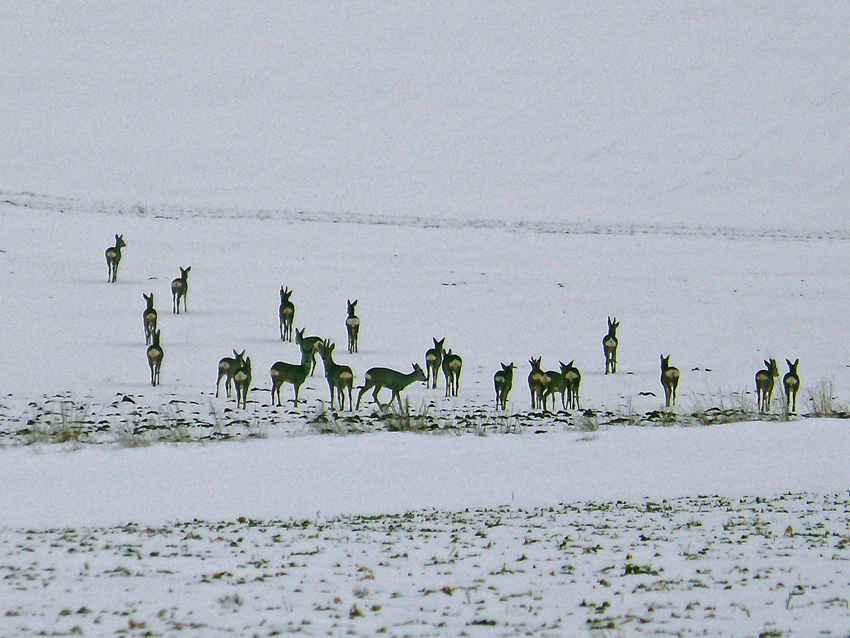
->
[[424, 338, 463, 398], [105, 234, 192, 388], [755, 358, 801, 414]]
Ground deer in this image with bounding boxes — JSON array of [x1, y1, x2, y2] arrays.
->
[[755, 358, 779, 413], [171, 266, 191, 314], [295, 327, 322, 375], [542, 365, 568, 411], [603, 316, 619, 374], [270, 342, 314, 407], [146, 329, 163, 387], [356, 363, 426, 410], [442, 349, 463, 398], [233, 356, 252, 409], [528, 357, 548, 410], [424, 337, 446, 389], [105, 234, 126, 283], [494, 362, 516, 410], [561, 360, 582, 410], [279, 286, 295, 341], [216, 349, 246, 398], [783, 359, 800, 414], [317, 340, 355, 411], [660, 355, 680, 408], [346, 299, 360, 354], [142, 293, 157, 345]]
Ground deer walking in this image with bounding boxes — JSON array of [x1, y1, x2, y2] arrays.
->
[[356, 364, 426, 410], [171, 266, 191, 314], [146, 329, 163, 387], [105, 234, 126, 283], [442, 349, 463, 398], [142, 293, 157, 345], [270, 341, 314, 406], [216, 349, 246, 398], [425, 337, 446, 389], [279, 286, 295, 341], [755, 359, 779, 413], [233, 357, 252, 409], [346, 299, 360, 354], [317, 340, 354, 411], [603, 317, 619, 374], [783, 359, 800, 414], [561, 360, 582, 410], [494, 362, 516, 410], [295, 327, 322, 376], [660, 355, 680, 408], [527, 357, 548, 410]]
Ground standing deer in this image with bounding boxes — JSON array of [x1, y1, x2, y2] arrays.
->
[[542, 365, 568, 411], [442, 349, 463, 398], [755, 358, 779, 413], [171, 266, 191, 314], [561, 360, 582, 410], [279, 286, 295, 341], [425, 337, 446, 389], [528, 357, 548, 410], [142, 293, 157, 345], [660, 355, 680, 408], [216, 349, 246, 398], [494, 362, 516, 410], [295, 327, 322, 375], [270, 343, 313, 407], [105, 234, 126, 283], [783, 359, 800, 414], [603, 316, 619, 374], [317, 340, 355, 411], [146, 329, 163, 387], [346, 299, 360, 354], [233, 356, 252, 409], [356, 363, 426, 410]]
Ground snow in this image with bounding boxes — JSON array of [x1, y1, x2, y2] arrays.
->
[[2, 3, 850, 635]]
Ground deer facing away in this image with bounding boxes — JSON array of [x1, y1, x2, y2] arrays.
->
[[561, 360, 582, 410], [146, 329, 163, 387], [142, 293, 157, 345], [233, 356, 252, 409], [783, 359, 800, 414], [755, 358, 779, 413], [357, 363, 426, 410], [442, 349, 462, 398], [105, 234, 126, 283], [317, 340, 354, 411], [346, 299, 360, 354], [660, 355, 680, 408], [279, 286, 295, 342], [494, 362, 516, 410], [425, 337, 446, 390], [603, 316, 619, 374], [527, 357, 548, 410], [171, 266, 191, 314], [216, 349, 246, 399]]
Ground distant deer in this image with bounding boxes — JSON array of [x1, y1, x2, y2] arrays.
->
[[171, 266, 191, 314], [216, 349, 246, 398], [105, 234, 126, 283], [425, 337, 446, 389], [603, 317, 619, 374], [528, 357, 548, 410], [494, 362, 516, 410], [755, 358, 779, 413], [346, 299, 360, 354], [233, 356, 252, 409], [783, 359, 800, 414], [295, 327, 322, 375], [317, 340, 355, 410], [279, 286, 295, 341], [356, 363, 426, 410], [270, 343, 313, 407], [660, 355, 680, 408], [142, 293, 157, 345], [542, 365, 568, 411], [442, 349, 463, 398], [561, 360, 582, 410], [146, 329, 163, 387]]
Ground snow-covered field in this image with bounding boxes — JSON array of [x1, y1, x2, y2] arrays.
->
[[3, 3, 850, 636]]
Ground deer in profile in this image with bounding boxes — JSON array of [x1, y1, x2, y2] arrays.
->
[[279, 286, 295, 341], [783, 359, 800, 414], [494, 362, 516, 410], [603, 316, 619, 374], [233, 356, 252, 409], [527, 357, 548, 410], [146, 329, 163, 387], [317, 340, 355, 410], [561, 360, 582, 410], [542, 364, 568, 411], [442, 349, 463, 398], [216, 349, 246, 398], [295, 327, 322, 375], [270, 339, 314, 406], [346, 299, 360, 354], [425, 337, 446, 389], [142, 293, 157, 345], [356, 363, 426, 410], [105, 234, 126, 283], [660, 355, 680, 408], [755, 358, 779, 413], [171, 266, 191, 314]]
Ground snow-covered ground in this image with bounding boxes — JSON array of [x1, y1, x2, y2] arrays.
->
[[3, 3, 850, 636]]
